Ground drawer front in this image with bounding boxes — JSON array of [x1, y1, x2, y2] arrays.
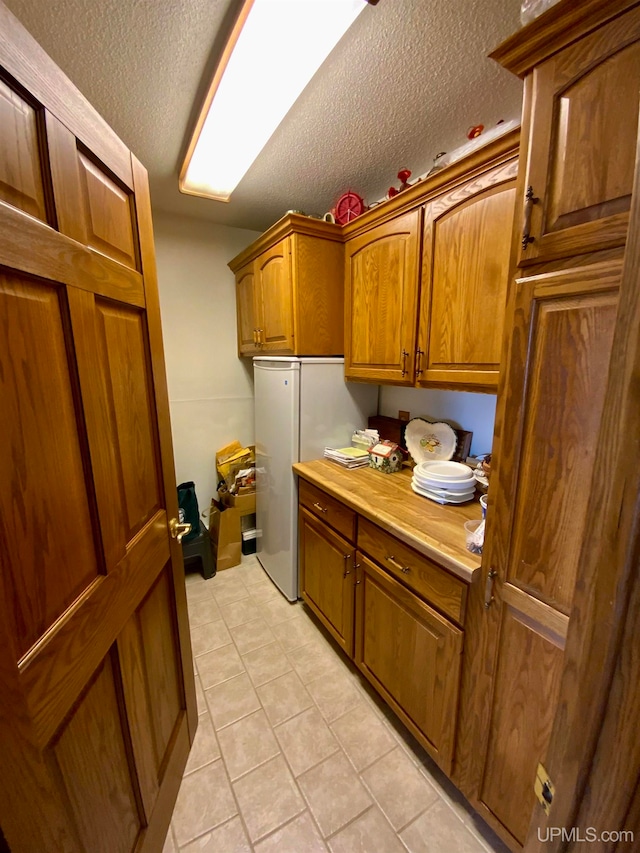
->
[[299, 479, 356, 543], [358, 518, 466, 624]]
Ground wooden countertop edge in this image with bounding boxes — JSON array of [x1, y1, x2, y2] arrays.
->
[[293, 463, 480, 584]]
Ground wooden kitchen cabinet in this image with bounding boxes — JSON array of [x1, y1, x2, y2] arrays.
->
[[343, 131, 519, 391], [344, 209, 421, 384], [229, 214, 344, 357], [418, 162, 517, 390], [298, 506, 356, 657], [355, 553, 463, 775], [491, 5, 640, 267]]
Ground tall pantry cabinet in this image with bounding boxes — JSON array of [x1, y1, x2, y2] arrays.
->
[[454, 2, 640, 850]]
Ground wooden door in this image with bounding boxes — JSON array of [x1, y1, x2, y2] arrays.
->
[[418, 162, 517, 391], [299, 508, 355, 657], [518, 8, 640, 266], [355, 554, 463, 774], [344, 209, 421, 384], [0, 7, 195, 852], [235, 260, 259, 355], [474, 261, 620, 847], [254, 238, 294, 353]]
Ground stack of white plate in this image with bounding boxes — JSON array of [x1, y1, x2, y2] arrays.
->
[[411, 461, 476, 505]]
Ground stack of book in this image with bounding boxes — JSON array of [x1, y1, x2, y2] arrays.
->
[[323, 446, 370, 469]]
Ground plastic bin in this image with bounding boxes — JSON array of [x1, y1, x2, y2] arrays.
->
[[241, 528, 258, 556]]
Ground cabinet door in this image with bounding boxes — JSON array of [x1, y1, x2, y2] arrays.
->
[[475, 261, 620, 846], [355, 554, 463, 774], [518, 9, 640, 265], [236, 260, 260, 355], [255, 238, 294, 353], [345, 209, 421, 384], [299, 507, 355, 657], [418, 163, 517, 390]]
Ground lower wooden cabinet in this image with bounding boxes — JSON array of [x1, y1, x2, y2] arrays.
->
[[355, 553, 463, 775], [298, 507, 356, 656]]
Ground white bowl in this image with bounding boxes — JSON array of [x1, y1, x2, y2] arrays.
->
[[416, 460, 473, 480]]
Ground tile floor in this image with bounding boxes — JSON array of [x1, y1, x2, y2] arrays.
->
[[163, 556, 510, 853]]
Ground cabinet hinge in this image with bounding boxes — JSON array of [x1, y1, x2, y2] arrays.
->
[[534, 763, 554, 815]]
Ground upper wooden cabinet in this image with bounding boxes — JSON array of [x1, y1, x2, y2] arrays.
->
[[492, 4, 640, 266], [229, 215, 344, 357], [344, 209, 421, 385], [418, 162, 517, 390], [343, 130, 519, 392]]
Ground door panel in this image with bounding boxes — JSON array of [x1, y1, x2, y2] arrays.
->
[[255, 239, 294, 351], [0, 76, 49, 221], [345, 209, 421, 384], [0, 9, 195, 851], [0, 271, 100, 659], [235, 262, 258, 354], [519, 9, 640, 263], [476, 261, 620, 846]]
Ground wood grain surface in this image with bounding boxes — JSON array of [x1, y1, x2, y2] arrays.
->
[[293, 460, 481, 582]]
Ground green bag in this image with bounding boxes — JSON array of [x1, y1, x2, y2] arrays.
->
[[177, 481, 200, 542]]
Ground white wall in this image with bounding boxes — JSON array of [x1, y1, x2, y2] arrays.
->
[[153, 211, 260, 509], [379, 386, 497, 456]]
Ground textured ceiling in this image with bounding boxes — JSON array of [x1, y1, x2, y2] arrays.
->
[[5, 0, 524, 232]]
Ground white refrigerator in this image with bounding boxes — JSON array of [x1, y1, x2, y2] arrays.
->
[[253, 357, 378, 600]]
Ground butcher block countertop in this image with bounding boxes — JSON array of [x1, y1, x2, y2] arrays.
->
[[293, 459, 482, 583]]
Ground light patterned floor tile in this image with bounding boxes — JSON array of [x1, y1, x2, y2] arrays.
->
[[171, 760, 237, 847], [187, 597, 222, 629], [191, 619, 232, 657], [254, 811, 328, 853], [361, 746, 438, 830], [248, 580, 282, 603], [256, 670, 314, 727], [178, 816, 251, 852], [232, 754, 305, 842], [298, 751, 372, 838], [272, 611, 322, 652], [229, 618, 277, 655], [289, 639, 347, 685], [217, 709, 280, 781], [331, 701, 397, 771], [194, 675, 207, 714], [184, 713, 221, 775], [242, 642, 292, 688], [328, 806, 406, 853], [197, 643, 244, 689], [274, 706, 340, 777], [219, 596, 262, 629], [186, 582, 213, 605], [212, 578, 250, 607], [401, 799, 490, 853], [205, 673, 261, 730], [161, 826, 176, 853], [306, 669, 363, 723], [258, 595, 302, 626]]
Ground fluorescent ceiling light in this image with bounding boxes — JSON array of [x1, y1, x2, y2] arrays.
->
[[180, 0, 368, 202]]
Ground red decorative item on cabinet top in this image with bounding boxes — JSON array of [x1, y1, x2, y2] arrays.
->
[[333, 191, 366, 225]]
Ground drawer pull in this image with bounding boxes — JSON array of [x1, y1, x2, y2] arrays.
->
[[343, 553, 352, 577], [312, 501, 328, 513], [484, 569, 498, 608], [386, 554, 411, 574], [415, 348, 424, 376], [521, 185, 539, 251]]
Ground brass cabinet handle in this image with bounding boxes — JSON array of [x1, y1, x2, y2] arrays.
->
[[401, 349, 409, 377], [313, 501, 328, 513], [522, 185, 539, 251], [354, 562, 362, 585], [169, 518, 191, 543], [415, 348, 424, 376], [256, 328, 264, 347], [343, 553, 352, 578], [386, 554, 411, 573], [484, 569, 498, 608], [253, 329, 258, 345]]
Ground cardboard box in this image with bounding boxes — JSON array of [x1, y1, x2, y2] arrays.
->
[[207, 499, 241, 571], [221, 489, 256, 517]]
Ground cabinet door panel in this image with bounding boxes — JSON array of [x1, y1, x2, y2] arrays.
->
[[255, 239, 294, 352], [235, 262, 258, 355], [519, 10, 640, 264], [345, 209, 421, 384], [355, 554, 463, 773], [299, 507, 355, 656], [419, 166, 517, 390], [476, 261, 620, 845]]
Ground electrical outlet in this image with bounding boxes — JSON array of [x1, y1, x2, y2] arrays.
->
[[398, 410, 410, 421]]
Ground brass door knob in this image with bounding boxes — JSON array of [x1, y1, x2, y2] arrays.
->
[[169, 518, 192, 542]]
